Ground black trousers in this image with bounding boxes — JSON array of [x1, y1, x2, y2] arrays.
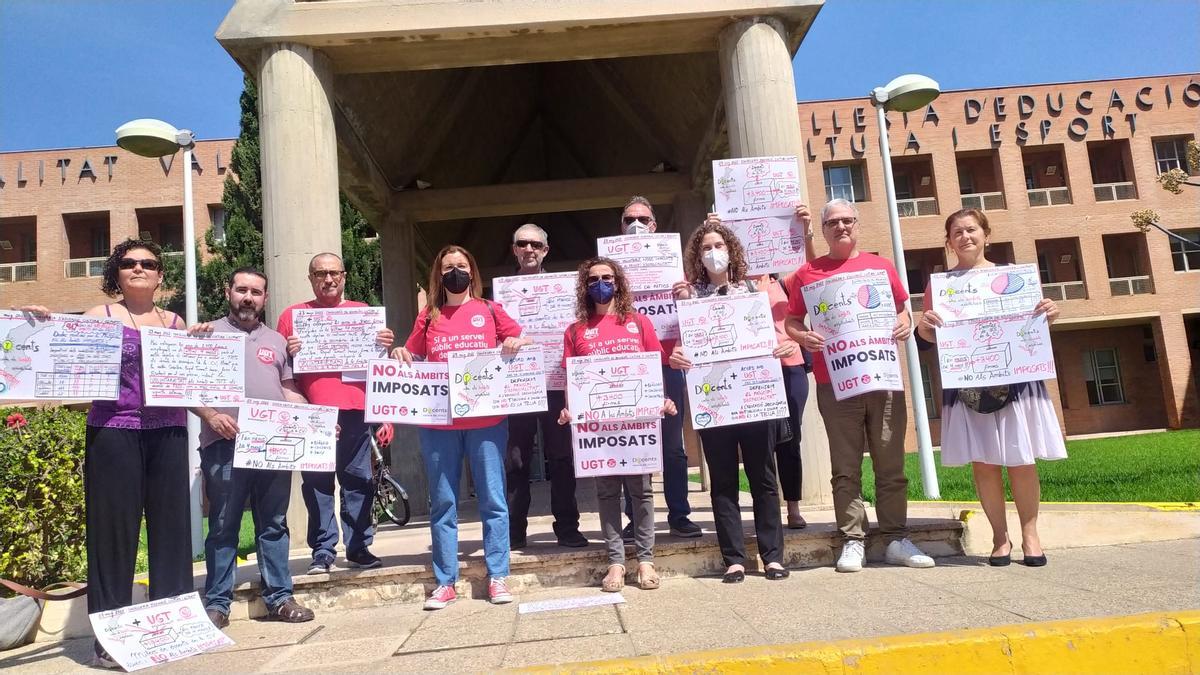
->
[[505, 390, 579, 538], [85, 426, 193, 613], [700, 421, 784, 567], [776, 364, 810, 502]]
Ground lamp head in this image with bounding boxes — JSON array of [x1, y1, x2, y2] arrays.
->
[[870, 74, 941, 113], [115, 119, 194, 158]]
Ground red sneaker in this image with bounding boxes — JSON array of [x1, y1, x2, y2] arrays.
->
[[424, 585, 456, 610], [488, 577, 514, 605]]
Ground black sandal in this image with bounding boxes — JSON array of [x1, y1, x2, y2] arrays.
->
[[765, 566, 790, 580], [268, 598, 315, 623]]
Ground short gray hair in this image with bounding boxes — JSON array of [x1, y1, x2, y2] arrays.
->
[[622, 195, 656, 221], [820, 199, 860, 225], [512, 223, 548, 244]]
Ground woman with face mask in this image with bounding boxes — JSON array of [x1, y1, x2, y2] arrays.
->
[[393, 245, 532, 610], [558, 257, 677, 592], [670, 221, 798, 583]]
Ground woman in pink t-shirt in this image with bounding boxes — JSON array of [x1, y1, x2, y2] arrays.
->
[[558, 257, 677, 593], [394, 245, 532, 610]]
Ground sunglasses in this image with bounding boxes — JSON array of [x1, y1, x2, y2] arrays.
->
[[118, 258, 161, 271], [822, 217, 858, 228], [309, 270, 345, 279], [586, 274, 615, 284], [622, 215, 652, 226], [514, 239, 546, 250]]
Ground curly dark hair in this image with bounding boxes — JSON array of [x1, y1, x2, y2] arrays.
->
[[100, 238, 164, 297], [573, 256, 634, 323], [683, 221, 748, 285]]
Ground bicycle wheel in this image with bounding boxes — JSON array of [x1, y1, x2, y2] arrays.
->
[[374, 470, 411, 527]]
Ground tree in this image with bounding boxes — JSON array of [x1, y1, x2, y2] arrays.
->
[[1130, 140, 1200, 254]]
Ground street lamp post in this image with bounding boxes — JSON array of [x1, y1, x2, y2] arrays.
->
[[115, 118, 203, 555], [869, 75, 942, 499]]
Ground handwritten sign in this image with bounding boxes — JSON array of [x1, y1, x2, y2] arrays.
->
[[685, 356, 788, 429], [233, 398, 338, 471], [141, 327, 245, 407], [934, 314, 1056, 387], [677, 291, 775, 364], [801, 270, 903, 400], [492, 272, 575, 391], [596, 233, 685, 293], [0, 311, 123, 400], [632, 290, 679, 342], [928, 264, 1042, 322], [571, 418, 662, 477], [292, 306, 386, 374], [726, 215, 806, 276], [529, 331, 567, 391], [364, 359, 450, 425], [89, 592, 234, 672], [713, 155, 801, 220], [565, 352, 663, 423], [447, 345, 547, 418]]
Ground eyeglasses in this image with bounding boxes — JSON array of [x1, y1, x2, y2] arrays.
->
[[586, 274, 615, 284], [118, 258, 161, 271], [310, 270, 345, 280], [822, 217, 858, 228], [622, 215, 652, 226], [514, 239, 546, 250]]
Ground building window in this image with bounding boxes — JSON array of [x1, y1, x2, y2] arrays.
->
[[958, 168, 974, 194], [824, 163, 866, 202], [1037, 253, 1051, 284], [209, 205, 226, 243], [1082, 348, 1124, 405], [919, 361, 938, 418], [1024, 165, 1035, 190], [1170, 229, 1200, 272], [1153, 137, 1194, 175]]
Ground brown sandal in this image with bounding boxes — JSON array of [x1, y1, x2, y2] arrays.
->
[[637, 562, 660, 590], [601, 564, 625, 592], [268, 598, 315, 623]]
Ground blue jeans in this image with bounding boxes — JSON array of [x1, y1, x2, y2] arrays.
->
[[625, 365, 692, 526], [418, 421, 510, 586], [301, 410, 375, 561], [201, 439, 293, 614]]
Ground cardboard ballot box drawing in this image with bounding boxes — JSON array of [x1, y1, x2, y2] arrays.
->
[[518, 297, 540, 316], [708, 324, 737, 348], [972, 343, 1012, 373], [265, 436, 305, 462], [589, 381, 643, 410], [747, 240, 775, 263], [140, 628, 178, 650]]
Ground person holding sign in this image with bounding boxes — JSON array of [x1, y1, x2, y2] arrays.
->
[[393, 245, 531, 610], [670, 222, 794, 582], [916, 209, 1065, 567], [785, 200, 935, 573], [277, 253, 395, 575], [557, 256, 677, 592], [191, 268, 316, 627]]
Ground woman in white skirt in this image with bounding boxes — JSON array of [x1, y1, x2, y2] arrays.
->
[[916, 208, 1066, 568]]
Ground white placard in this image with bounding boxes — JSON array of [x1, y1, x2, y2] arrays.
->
[[493, 272, 577, 391], [364, 359, 450, 425], [726, 215, 806, 276], [529, 331, 567, 391], [447, 345, 548, 418], [934, 313, 1056, 387], [676, 291, 776, 364], [632, 289, 679, 341], [596, 233, 685, 293], [89, 592, 234, 672], [685, 356, 788, 429], [292, 306, 387, 374], [233, 398, 339, 471], [0, 311, 123, 400], [565, 352, 663, 423], [928, 264, 1042, 322], [571, 418, 662, 477], [519, 594, 625, 615], [712, 155, 802, 220], [141, 327, 245, 407]]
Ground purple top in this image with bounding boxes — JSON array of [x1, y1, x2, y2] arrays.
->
[[86, 308, 187, 430]]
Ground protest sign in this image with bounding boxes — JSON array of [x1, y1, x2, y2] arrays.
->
[[364, 359, 450, 425], [928, 264, 1042, 322], [292, 306, 387, 374], [447, 345, 547, 417], [596, 233, 684, 292], [725, 215, 806, 276], [632, 289, 679, 341], [233, 398, 339, 471], [677, 291, 775, 364], [571, 418, 662, 477], [685, 356, 788, 429], [712, 155, 802, 220], [492, 272, 576, 390], [933, 313, 1055, 387], [141, 327, 245, 407], [565, 351, 663, 423], [0, 311, 123, 400], [529, 331, 567, 390], [89, 592, 234, 672]]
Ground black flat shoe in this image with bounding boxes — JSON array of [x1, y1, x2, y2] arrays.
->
[[765, 567, 790, 580], [722, 570, 745, 584], [1023, 554, 1048, 567], [987, 554, 1011, 567]]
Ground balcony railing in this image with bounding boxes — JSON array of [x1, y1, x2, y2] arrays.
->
[[1093, 181, 1137, 202], [896, 197, 939, 218], [960, 191, 1006, 210], [1042, 280, 1087, 301], [1108, 275, 1154, 296], [65, 256, 107, 279], [0, 262, 37, 283], [1027, 186, 1072, 207]]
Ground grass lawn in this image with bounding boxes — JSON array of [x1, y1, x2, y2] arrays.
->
[[690, 429, 1200, 503], [135, 511, 257, 574]]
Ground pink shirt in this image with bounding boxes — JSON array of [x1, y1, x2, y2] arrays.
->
[[276, 299, 369, 410], [753, 273, 806, 368], [562, 312, 662, 362]]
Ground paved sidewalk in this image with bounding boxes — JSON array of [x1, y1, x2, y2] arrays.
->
[[3, 539, 1196, 673]]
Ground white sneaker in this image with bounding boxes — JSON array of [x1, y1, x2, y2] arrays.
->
[[885, 538, 936, 568], [836, 540, 865, 572]]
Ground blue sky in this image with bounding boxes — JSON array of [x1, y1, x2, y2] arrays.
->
[[1, 0, 1197, 151]]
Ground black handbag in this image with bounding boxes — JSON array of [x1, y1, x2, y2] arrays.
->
[[957, 385, 1013, 414]]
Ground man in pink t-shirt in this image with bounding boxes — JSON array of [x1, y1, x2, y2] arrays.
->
[[276, 253, 394, 574], [785, 199, 935, 574]]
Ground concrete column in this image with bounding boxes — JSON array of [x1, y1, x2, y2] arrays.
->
[[1152, 313, 1199, 428], [669, 190, 708, 238], [257, 42, 341, 546], [719, 16, 831, 506]]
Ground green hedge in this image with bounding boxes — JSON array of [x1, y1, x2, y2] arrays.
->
[[0, 407, 87, 590]]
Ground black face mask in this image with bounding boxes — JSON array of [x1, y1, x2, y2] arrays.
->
[[442, 267, 472, 294]]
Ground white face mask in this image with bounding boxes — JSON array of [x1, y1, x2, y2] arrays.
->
[[702, 248, 730, 275], [625, 222, 650, 235]]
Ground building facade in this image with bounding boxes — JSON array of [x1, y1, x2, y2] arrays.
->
[[797, 74, 1200, 442], [0, 139, 234, 312]]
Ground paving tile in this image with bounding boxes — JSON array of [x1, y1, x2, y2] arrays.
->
[[1116, 539, 1200, 559], [1109, 582, 1200, 613], [389, 644, 508, 673], [397, 610, 516, 652], [988, 593, 1158, 622], [300, 604, 426, 643], [158, 645, 295, 673], [0, 638, 95, 674], [502, 634, 636, 669], [927, 577, 1086, 601], [513, 605, 623, 642], [217, 619, 324, 651], [627, 625, 763, 658], [862, 601, 1028, 636], [263, 635, 408, 672]]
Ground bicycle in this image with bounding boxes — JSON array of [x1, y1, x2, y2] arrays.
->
[[369, 425, 411, 527]]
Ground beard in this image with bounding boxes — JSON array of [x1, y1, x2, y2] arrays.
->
[[233, 305, 260, 322]]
